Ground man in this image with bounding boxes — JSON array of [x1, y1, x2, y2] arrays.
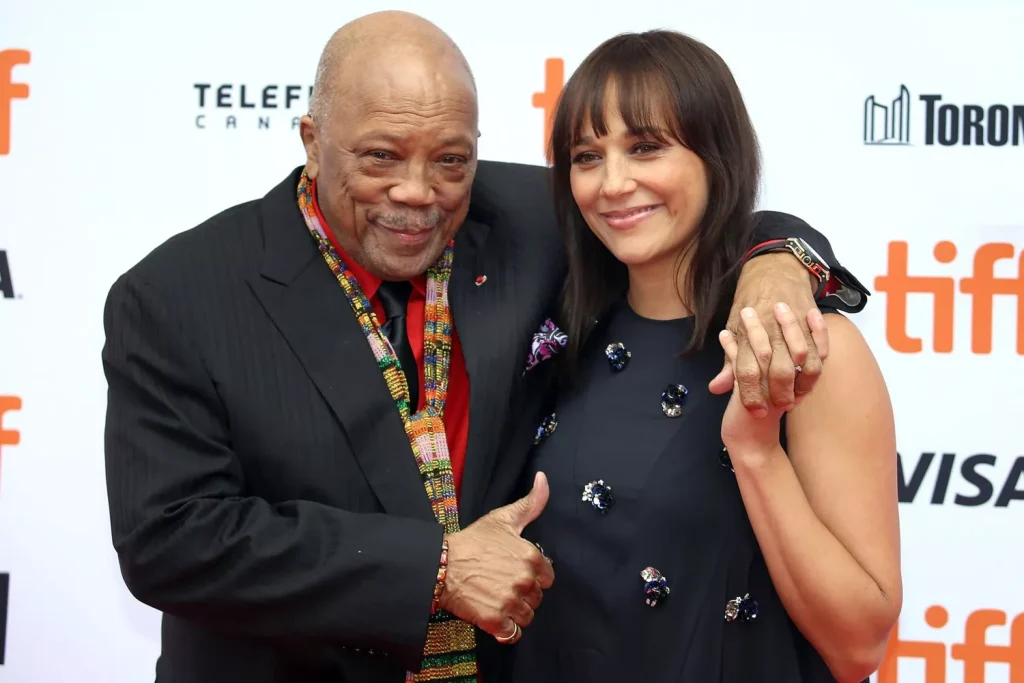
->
[[102, 11, 869, 683]]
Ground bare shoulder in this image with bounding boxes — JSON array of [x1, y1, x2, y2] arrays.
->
[[787, 310, 895, 455], [816, 312, 885, 391]]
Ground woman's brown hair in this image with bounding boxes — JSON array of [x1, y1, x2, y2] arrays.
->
[[550, 30, 761, 381]]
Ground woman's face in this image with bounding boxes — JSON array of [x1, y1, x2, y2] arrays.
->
[[569, 96, 709, 270]]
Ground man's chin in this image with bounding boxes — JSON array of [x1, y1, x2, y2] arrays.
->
[[368, 248, 448, 281]]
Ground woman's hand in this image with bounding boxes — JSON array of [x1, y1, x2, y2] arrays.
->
[[719, 303, 830, 460], [709, 252, 830, 413]]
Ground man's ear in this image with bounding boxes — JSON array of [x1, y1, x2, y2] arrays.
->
[[299, 114, 320, 179]]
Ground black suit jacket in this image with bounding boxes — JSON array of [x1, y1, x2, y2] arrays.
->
[[102, 161, 863, 683]]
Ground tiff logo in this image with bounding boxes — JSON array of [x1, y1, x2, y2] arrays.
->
[[878, 605, 1024, 682], [0, 49, 30, 156], [864, 85, 911, 145], [874, 241, 1024, 354], [532, 57, 565, 164], [0, 396, 20, 496]]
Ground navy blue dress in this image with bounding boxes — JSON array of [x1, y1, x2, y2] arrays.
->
[[511, 298, 841, 682]]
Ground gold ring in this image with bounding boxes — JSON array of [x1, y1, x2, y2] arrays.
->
[[494, 621, 521, 645]]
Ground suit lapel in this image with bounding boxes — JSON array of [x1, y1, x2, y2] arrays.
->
[[449, 216, 523, 525], [247, 169, 434, 522]]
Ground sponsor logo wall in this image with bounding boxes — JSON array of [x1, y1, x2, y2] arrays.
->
[[0, 49, 30, 157], [864, 86, 1024, 147], [0, 252, 15, 300], [1, 1, 1020, 681], [192, 83, 313, 131]]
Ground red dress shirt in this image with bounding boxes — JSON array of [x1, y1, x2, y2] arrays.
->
[[310, 182, 471, 501]]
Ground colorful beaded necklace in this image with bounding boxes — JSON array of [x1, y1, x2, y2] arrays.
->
[[297, 170, 478, 682]]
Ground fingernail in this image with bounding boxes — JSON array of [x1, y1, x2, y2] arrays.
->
[[719, 329, 730, 339], [741, 307, 756, 319], [752, 406, 768, 418], [776, 302, 789, 314]]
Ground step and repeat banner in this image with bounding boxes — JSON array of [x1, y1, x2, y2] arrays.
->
[[1, 0, 1021, 680]]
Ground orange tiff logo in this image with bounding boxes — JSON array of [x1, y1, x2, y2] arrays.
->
[[878, 605, 1024, 682], [0, 49, 30, 156], [0, 396, 20, 495], [532, 58, 565, 164], [874, 241, 1024, 354]]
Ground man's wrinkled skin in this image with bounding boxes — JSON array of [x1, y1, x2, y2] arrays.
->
[[709, 255, 828, 415]]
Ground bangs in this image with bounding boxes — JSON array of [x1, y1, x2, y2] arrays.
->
[[557, 43, 687, 152], [550, 30, 762, 377]]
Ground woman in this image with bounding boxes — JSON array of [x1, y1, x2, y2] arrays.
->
[[511, 30, 901, 682]]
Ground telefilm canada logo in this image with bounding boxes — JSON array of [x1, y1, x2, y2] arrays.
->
[[193, 82, 313, 131], [863, 85, 1024, 146]]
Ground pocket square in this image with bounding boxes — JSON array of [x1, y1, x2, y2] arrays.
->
[[524, 318, 568, 373]]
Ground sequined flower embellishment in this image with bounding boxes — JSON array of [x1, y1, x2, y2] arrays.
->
[[719, 446, 734, 472], [724, 593, 758, 622], [641, 566, 670, 607], [524, 318, 568, 373], [534, 413, 558, 445], [605, 342, 631, 372], [661, 384, 688, 418], [582, 479, 614, 512]]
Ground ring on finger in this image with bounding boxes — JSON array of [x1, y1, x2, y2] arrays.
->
[[534, 542, 553, 565], [495, 621, 521, 645]]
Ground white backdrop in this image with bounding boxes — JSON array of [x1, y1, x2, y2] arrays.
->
[[1, 0, 1022, 681]]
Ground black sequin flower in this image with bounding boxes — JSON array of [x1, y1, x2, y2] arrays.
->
[[641, 567, 671, 607], [533, 413, 558, 445], [724, 593, 758, 622], [605, 342, 631, 372], [661, 384, 688, 418], [719, 446, 734, 472], [582, 479, 614, 512]]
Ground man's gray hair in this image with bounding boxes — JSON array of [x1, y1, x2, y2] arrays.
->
[[308, 42, 343, 129]]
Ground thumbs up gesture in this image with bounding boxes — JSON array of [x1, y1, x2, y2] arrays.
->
[[438, 472, 555, 642]]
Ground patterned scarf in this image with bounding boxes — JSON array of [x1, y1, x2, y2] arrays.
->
[[297, 170, 478, 682]]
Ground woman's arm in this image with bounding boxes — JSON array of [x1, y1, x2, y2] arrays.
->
[[722, 310, 902, 683]]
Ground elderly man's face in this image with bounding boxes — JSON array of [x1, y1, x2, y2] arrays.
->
[[302, 58, 478, 281]]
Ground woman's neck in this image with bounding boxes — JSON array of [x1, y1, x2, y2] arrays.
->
[[626, 255, 692, 320]]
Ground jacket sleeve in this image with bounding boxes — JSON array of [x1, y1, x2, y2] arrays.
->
[[102, 271, 442, 670], [751, 210, 870, 314]]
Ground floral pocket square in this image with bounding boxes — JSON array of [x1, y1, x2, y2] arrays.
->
[[524, 318, 568, 373]]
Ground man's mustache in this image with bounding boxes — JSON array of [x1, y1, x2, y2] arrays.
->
[[372, 211, 442, 230]]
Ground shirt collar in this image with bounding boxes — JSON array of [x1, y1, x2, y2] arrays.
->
[[310, 178, 427, 298]]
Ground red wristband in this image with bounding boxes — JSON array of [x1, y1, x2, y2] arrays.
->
[[743, 238, 787, 264], [743, 237, 832, 299]]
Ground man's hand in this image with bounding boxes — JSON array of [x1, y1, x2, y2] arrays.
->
[[439, 472, 554, 642], [709, 253, 830, 414]]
